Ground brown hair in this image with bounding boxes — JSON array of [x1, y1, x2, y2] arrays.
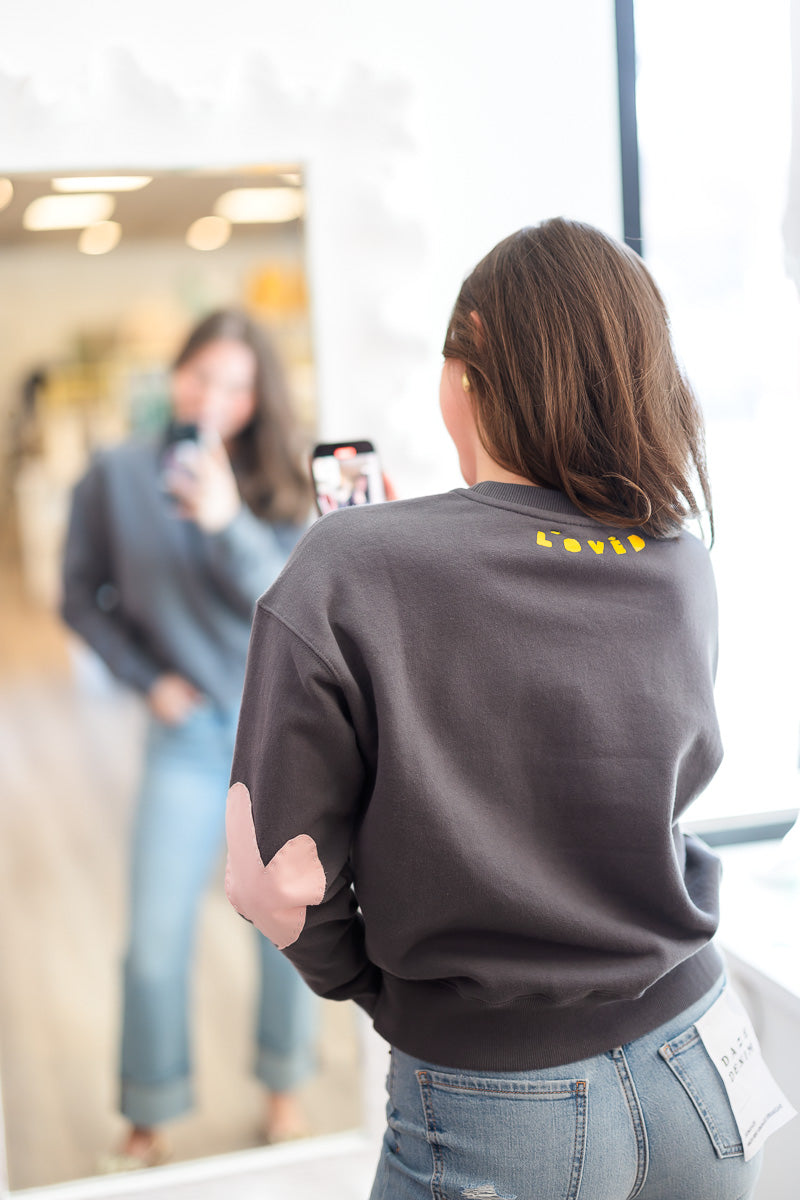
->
[[443, 218, 712, 540], [173, 309, 312, 524]]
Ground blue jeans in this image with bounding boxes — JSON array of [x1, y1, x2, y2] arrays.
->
[[370, 976, 762, 1200], [120, 704, 317, 1127]]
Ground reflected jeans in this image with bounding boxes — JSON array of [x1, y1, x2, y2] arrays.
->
[[370, 976, 762, 1200], [120, 704, 317, 1127]]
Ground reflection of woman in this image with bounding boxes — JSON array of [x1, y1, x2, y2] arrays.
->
[[345, 472, 370, 506], [226, 222, 765, 1198], [61, 310, 316, 1167]]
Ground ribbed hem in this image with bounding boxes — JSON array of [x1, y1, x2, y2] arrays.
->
[[120, 1075, 192, 1126], [372, 943, 724, 1071]]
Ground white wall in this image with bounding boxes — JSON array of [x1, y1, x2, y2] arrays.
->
[[1, 0, 622, 498]]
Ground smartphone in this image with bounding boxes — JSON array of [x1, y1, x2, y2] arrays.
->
[[311, 441, 386, 515], [160, 421, 200, 498]]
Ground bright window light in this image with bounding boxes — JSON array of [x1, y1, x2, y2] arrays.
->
[[635, 0, 798, 821], [213, 188, 305, 224], [52, 176, 152, 192], [23, 194, 115, 231]]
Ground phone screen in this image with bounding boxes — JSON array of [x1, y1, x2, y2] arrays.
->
[[311, 442, 386, 514]]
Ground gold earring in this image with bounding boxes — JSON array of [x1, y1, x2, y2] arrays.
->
[[462, 372, 471, 392]]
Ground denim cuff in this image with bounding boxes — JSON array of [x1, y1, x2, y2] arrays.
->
[[255, 1042, 316, 1093], [120, 1074, 193, 1126]]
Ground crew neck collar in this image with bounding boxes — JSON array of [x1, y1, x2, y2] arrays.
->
[[467, 480, 586, 518]]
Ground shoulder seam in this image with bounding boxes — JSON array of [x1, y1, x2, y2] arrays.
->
[[256, 602, 346, 688]]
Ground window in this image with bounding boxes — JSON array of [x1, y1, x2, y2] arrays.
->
[[629, 0, 799, 825]]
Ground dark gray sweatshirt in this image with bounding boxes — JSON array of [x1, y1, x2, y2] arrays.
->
[[61, 437, 303, 710], [227, 482, 725, 1069]]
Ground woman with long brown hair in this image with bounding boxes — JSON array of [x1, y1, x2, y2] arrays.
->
[[62, 310, 315, 1168], [226, 222, 777, 1197]]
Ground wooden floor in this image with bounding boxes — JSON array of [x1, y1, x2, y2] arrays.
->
[[0, 563, 362, 1191]]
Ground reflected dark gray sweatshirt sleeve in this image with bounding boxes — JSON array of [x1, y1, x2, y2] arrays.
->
[[61, 461, 162, 694], [200, 507, 304, 617]]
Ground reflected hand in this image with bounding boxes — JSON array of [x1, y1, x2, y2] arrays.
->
[[164, 435, 242, 533], [147, 674, 203, 725]]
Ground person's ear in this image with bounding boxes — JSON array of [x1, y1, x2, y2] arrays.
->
[[469, 310, 485, 346]]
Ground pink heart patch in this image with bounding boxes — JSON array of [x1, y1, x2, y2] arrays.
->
[[225, 782, 326, 949]]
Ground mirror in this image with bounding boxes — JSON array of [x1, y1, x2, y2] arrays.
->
[[0, 165, 362, 1190]]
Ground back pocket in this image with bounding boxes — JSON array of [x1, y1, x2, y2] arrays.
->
[[658, 1026, 743, 1158], [416, 1070, 588, 1200]]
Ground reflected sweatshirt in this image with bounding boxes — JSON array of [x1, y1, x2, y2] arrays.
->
[[226, 482, 725, 1069], [61, 437, 303, 710]]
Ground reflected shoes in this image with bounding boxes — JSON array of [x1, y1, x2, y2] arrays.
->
[[96, 1134, 170, 1174], [262, 1120, 310, 1145]]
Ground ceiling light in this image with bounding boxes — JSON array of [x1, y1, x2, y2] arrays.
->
[[0, 178, 13, 213], [186, 215, 231, 251], [213, 188, 305, 224], [78, 220, 122, 255], [52, 176, 152, 192], [23, 194, 115, 231]]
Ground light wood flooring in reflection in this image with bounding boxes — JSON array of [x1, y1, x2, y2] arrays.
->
[[0, 566, 361, 1190]]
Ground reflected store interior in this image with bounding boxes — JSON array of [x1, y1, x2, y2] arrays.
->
[[0, 166, 361, 1190]]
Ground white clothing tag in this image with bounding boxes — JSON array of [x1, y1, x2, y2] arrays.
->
[[694, 986, 797, 1160]]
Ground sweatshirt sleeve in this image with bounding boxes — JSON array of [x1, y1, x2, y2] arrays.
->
[[61, 459, 163, 694], [199, 508, 305, 617], [225, 602, 383, 1015]]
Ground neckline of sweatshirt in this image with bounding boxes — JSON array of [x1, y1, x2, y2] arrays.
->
[[463, 481, 626, 525]]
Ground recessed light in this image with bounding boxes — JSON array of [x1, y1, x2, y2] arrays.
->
[[213, 188, 305, 224], [23, 194, 115, 231], [52, 176, 152, 192], [78, 221, 122, 255], [186, 215, 231, 251]]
